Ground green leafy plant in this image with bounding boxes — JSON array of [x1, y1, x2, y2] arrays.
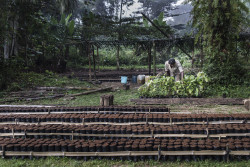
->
[[138, 72, 209, 98]]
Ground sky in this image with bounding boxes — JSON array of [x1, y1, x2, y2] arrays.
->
[[123, 0, 192, 26]]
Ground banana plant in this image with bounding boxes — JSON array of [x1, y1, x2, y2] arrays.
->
[[50, 13, 75, 72]]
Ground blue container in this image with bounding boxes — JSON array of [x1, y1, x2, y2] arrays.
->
[[132, 75, 137, 83], [121, 76, 128, 84]]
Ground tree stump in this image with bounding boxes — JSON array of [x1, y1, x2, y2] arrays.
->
[[123, 83, 130, 90], [100, 94, 114, 106], [244, 99, 250, 111]]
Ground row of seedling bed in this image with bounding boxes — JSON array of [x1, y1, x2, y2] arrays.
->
[[0, 106, 249, 161], [0, 124, 249, 136], [0, 137, 249, 161], [0, 113, 249, 123], [0, 106, 169, 113]]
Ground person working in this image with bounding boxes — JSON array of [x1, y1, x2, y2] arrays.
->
[[165, 58, 184, 81]]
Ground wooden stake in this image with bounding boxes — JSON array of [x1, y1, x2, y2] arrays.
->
[[158, 145, 161, 161]]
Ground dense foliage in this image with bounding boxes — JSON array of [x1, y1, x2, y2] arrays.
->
[[187, 0, 249, 84], [138, 72, 209, 98], [0, 0, 249, 91]]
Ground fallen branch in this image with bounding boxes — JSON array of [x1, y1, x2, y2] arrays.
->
[[35, 87, 95, 91], [66, 87, 112, 97]]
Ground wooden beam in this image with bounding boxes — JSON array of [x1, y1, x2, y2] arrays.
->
[[153, 41, 156, 76], [141, 13, 193, 59], [148, 44, 152, 75]]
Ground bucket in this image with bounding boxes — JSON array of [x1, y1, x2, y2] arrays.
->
[[137, 75, 145, 84], [121, 76, 128, 84], [145, 75, 151, 83], [132, 75, 137, 83]]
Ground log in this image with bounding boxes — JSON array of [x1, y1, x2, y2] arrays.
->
[[67, 87, 112, 97], [0, 105, 54, 108], [35, 87, 95, 90], [25, 94, 65, 101], [131, 98, 244, 105], [1, 94, 65, 103]]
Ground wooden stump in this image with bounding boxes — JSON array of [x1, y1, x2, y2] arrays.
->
[[244, 99, 250, 110], [100, 94, 114, 106], [123, 84, 130, 90]]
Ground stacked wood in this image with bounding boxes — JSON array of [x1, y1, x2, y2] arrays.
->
[[100, 94, 114, 106]]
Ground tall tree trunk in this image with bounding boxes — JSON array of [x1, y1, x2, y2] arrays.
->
[[65, 44, 69, 60], [116, 0, 123, 71], [3, 5, 10, 60], [10, 16, 18, 57], [4, 37, 10, 59]]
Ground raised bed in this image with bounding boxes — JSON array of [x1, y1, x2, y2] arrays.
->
[[0, 113, 249, 124], [0, 138, 249, 161], [0, 106, 169, 114], [0, 124, 249, 139], [131, 98, 245, 105], [0, 105, 249, 161]]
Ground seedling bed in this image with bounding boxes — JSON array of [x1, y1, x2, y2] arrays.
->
[[0, 124, 249, 139], [0, 113, 249, 124], [0, 137, 249, 161], [0, 106, 169, 114], [1, 106, 249, 161]]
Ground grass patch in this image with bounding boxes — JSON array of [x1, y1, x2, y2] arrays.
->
[[0, 158, 249, 167], [5, 71, 94, 92], [2, 89, 138, 106]]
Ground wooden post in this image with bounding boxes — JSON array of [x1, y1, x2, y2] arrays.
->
[[87, 43, 92, 81], [97, 46, 99, 72], [148, 43, 152, 75], [92, 45, 96, 80], [153, 41, 156, 76], [100, 95, 114, 106]]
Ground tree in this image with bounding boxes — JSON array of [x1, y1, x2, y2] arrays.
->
[[138, 0, 176, 18], [187, 0, 249, 84]]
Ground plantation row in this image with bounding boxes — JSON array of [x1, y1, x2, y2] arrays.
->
[[0, 106, 169, 113], [0, 113, 249, 123], [0, 124, 249, 135], [1, 137, 249, 152], [0, 106, 249, 161]]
